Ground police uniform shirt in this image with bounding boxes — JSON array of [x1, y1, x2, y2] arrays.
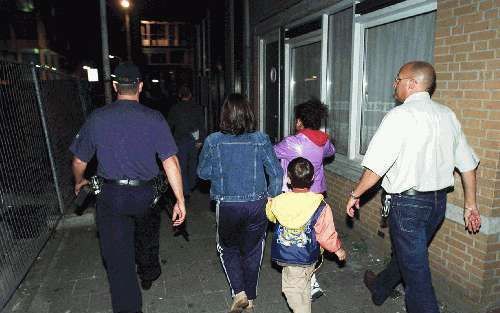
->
[[361, 92, 479, 194], [70, 99, 178, 180]]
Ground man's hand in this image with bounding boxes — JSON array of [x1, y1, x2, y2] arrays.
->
[[172, 201, 186, 226], [335, 248, 347, 261], [464, 207, 481, 234], [346, 197, 360, 218], [74, 179, 89, 195]]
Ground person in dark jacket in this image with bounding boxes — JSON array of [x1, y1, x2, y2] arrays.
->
[[167, 86, 205, 200]]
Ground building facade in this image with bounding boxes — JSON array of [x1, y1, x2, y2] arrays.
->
[[227, 0, 500, 311], [0, 0, 69, 70]]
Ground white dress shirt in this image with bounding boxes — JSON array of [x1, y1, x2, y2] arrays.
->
[[361, 92, 479, 194]]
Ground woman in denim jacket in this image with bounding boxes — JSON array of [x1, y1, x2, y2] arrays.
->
[[197, 94, 283, 313]]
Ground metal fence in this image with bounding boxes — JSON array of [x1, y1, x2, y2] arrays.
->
[[0, 60, 93, 310]]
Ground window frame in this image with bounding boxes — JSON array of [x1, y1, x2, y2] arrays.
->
[[349, 0, 437, 161]]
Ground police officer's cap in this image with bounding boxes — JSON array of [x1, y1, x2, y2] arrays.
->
[[113, 62, 141, 84]]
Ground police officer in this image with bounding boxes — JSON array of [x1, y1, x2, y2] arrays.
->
[[70, 62, 186, 313]]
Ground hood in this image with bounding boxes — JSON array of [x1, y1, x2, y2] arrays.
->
[[267, 192, 324, 229], [299, 129, 329, 146]]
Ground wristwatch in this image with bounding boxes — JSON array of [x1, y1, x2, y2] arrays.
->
[[349, 191, 360, 200]]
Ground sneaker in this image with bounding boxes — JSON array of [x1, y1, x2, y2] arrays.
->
[[140, 279, 153, 290], [311, 276, 324, 301], [242, 300, 254, 313], [229, 291, 249, 313]]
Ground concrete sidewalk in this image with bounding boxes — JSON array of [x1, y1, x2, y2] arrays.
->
[[2, 190, 461, 313]]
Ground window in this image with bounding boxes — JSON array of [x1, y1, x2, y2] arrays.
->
[[347, 1, 437, 160], [359, 11, 436, 154], [277, 0, 436, 175], [326, 7, 353, 155], [291, 42, 322, 106], [141, 21, 168, 46], [285, 31, 322, 136]]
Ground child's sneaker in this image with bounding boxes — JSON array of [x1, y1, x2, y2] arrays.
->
[[310, 274, 324, 301]]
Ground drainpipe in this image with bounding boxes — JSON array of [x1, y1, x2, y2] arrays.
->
[[227, 0, 235, 93], [242, 0, 250, 98]]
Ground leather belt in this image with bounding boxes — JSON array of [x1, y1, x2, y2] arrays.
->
[[103, 178, 154, 187], [398, 187, 452, 196]]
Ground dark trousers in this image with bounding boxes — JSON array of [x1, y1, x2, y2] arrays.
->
[[177, 138, 197, 195], [372, 192, 446, 313], [96, 184, 161, 313], [135, 204, 161, 282], [216, 199, 268, 300]]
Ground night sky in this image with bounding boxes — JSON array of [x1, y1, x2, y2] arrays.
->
[[49, 0, 224, 71]]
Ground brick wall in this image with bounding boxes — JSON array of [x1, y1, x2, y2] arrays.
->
[[324, 1, 499, 312], [433, 0, 500, 310]]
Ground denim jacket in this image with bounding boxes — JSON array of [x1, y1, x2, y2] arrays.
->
[[197, 131, 283, 202]]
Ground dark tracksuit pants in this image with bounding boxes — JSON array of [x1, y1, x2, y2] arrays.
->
[[96, 184, 161, 313], [177, 137, 198, 195], [216, 199, 268, 300]]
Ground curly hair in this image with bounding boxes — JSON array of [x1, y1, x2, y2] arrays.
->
[[219, 93, 256, 135], [294, 98, 328, 130]]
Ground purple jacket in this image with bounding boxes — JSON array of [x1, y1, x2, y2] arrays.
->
[[274, 130, 335, 193]]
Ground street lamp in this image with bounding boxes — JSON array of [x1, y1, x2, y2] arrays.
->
[[120, 0, 132, 61]]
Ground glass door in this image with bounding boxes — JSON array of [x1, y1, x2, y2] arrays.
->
[[259, 31, 281, 143]]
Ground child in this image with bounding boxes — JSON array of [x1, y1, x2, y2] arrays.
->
[[266, 157, 346, 313], [274, 99, 335, 299]]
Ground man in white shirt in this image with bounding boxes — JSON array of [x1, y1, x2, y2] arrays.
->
[[346, 61, 481, 313]]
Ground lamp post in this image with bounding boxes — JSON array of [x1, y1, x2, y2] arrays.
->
[[120, 0, 132, 61], [100, 0, 112, 104]]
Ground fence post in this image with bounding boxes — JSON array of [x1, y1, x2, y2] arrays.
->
[[31, 66, 65, 214]]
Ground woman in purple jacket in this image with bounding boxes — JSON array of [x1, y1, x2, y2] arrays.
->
[[274, 99, 335, 300]]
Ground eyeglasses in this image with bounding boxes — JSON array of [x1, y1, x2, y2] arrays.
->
[[394, 76, 414, 84]]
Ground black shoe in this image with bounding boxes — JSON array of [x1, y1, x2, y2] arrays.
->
[[363, 270, 384, 306], [141, 279, 153, 290]]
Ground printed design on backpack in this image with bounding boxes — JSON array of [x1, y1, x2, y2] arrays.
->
[[271, 201, 326, 265], [276, 221, 312, 248]]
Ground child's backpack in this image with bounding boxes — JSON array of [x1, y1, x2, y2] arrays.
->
[[271, 201, 326, 265]]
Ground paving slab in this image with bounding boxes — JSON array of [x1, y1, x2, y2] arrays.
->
[[2, 190, 465, 313]]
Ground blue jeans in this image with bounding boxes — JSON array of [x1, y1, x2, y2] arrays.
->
[[372, 192, 446, 313]]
